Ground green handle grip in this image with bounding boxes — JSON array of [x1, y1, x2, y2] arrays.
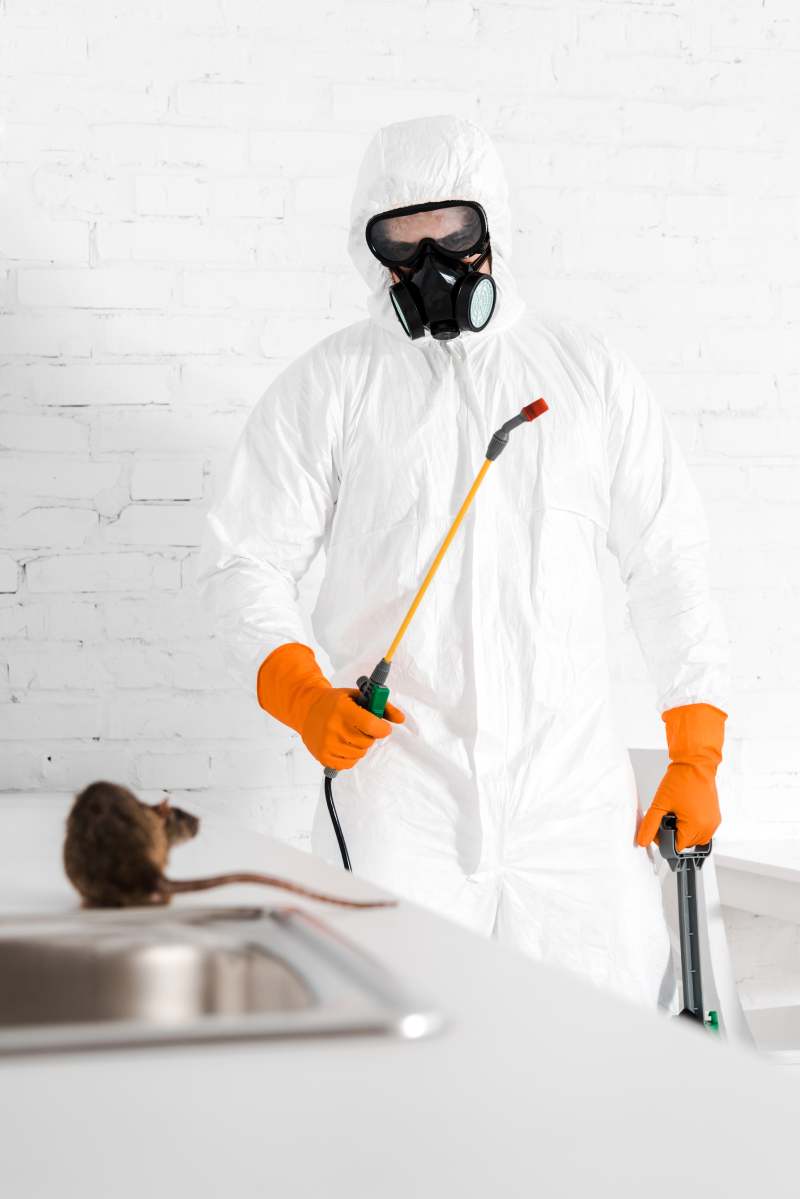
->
[[355, 674, 389, 719], [366, 683, 389, 719]]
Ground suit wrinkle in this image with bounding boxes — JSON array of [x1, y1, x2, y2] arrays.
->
[[199, 115, 728, 1013]]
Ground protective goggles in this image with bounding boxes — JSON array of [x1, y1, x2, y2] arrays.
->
[[365, 199, 490, 268]]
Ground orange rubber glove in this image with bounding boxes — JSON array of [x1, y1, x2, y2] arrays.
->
[[256, 641, 406, 771], [636, 702, 727, 853]]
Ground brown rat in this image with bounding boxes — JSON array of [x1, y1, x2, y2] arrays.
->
[[63, 781, 395, 910]]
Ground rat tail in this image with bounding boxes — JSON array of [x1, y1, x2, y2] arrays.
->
[[163, 873, 395, 909]]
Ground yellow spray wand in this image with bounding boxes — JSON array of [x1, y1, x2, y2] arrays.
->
[[325, 397, 548, 869]]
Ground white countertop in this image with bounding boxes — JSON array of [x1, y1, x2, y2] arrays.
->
[[714, 839, 800, 926], [716, 839, 800, 883], [1, 794, 799, 1199]]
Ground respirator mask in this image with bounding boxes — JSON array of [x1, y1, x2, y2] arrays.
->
[[365, 200, 497, 341]]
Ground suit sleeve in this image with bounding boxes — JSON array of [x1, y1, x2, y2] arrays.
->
[[195, 343, 342, 689], [596, 333, 730, 715]]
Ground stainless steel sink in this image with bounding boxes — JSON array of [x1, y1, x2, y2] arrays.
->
[[0, 906, 443, 1055]]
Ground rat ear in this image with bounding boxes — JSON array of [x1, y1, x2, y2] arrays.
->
[[155, 797, 172, 818]]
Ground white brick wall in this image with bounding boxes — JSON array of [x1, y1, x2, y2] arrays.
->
[[1, 0, 799, 858]]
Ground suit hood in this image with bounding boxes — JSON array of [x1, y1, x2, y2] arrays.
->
[[347, 114, 526, 343]]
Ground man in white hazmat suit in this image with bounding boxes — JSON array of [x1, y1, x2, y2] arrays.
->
[[198, 114, 730, 1011]]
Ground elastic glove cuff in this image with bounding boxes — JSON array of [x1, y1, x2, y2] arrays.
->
[[256, 642, 332, 735], [662, 702, 727, 776]]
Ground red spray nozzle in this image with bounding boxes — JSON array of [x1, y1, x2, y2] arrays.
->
[[486, 397, 549, 461], [522, 397, 548, 421]]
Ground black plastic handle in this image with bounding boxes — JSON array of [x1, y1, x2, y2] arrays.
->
[[656, 812, 712, 872]]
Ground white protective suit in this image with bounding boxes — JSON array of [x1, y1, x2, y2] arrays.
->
[[198, 114, 730, 1010]]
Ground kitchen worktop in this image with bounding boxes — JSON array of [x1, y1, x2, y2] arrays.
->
[[1, 794, 798, 1199], [717, 839, 800, 883]]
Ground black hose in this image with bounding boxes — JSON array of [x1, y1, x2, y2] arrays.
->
[[324, 773, 352, 872]]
